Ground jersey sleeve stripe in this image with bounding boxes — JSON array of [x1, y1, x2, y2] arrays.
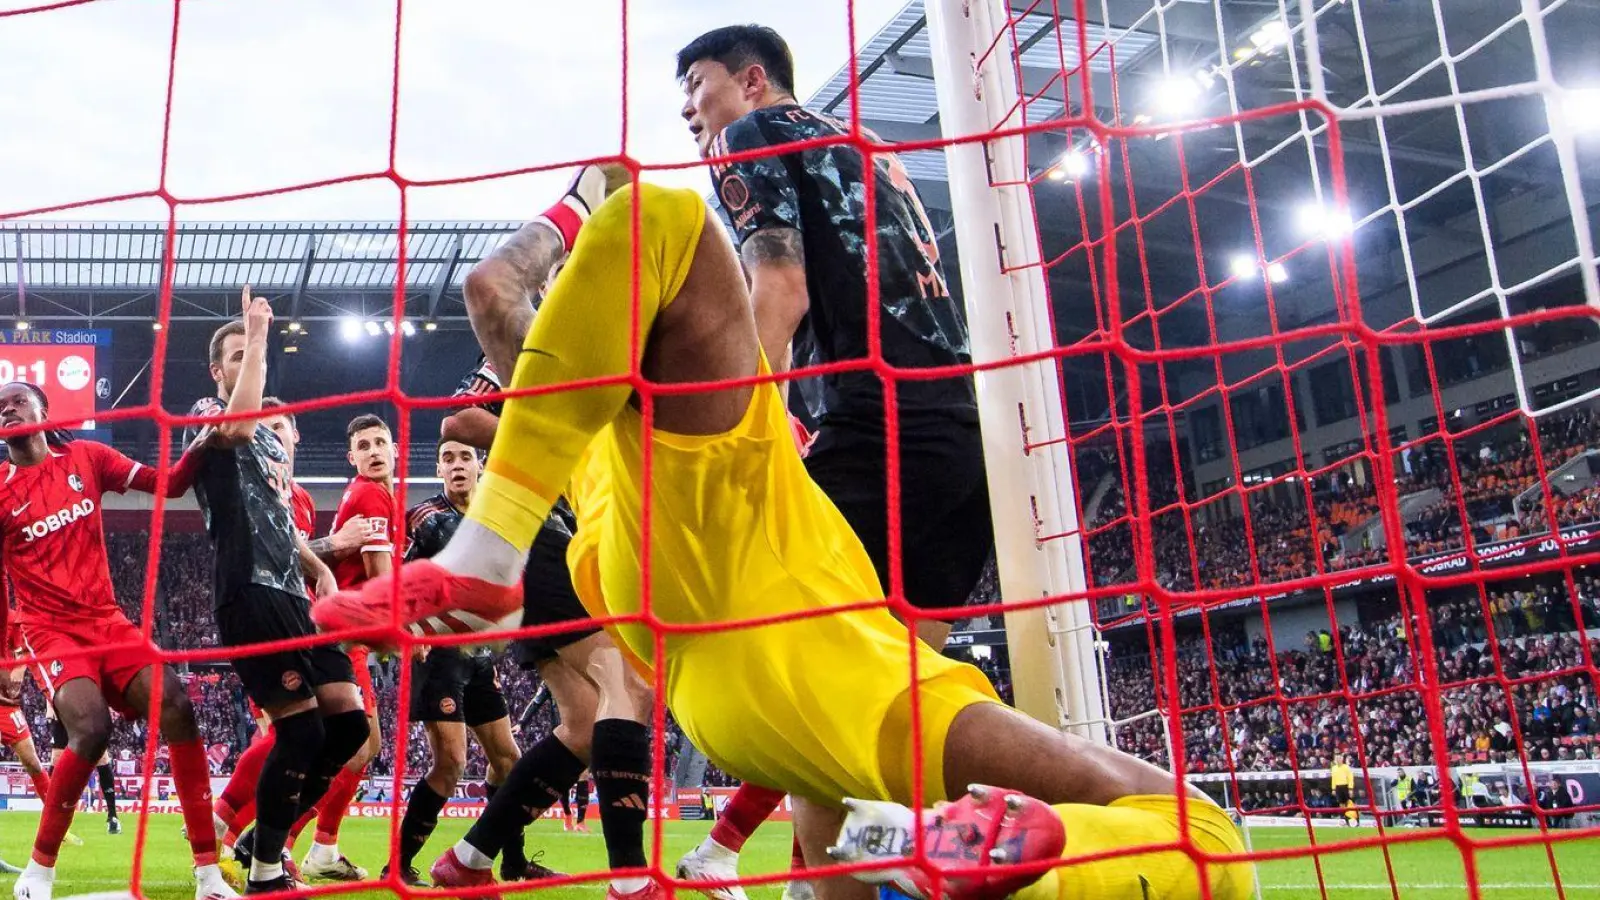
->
[[125, 462, 142, 490]]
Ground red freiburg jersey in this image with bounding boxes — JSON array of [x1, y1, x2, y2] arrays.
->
[[290, 482, 316, 542], [330, 476, 401, 589], [0, 442, 146, 626]]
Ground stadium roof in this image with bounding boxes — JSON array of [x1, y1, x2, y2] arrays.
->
[[0, 220, 516, 293]]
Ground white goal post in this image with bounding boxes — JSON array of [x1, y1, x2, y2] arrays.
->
[[925, 0, 1109, 743]]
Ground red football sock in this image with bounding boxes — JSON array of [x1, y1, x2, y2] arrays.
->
[[312, 766, 365, 846], [708, 783, 786, 853], [288, 802, 316, 847], [791, 834, 806, 872], [171, 738, 219, 866], [34, 748, 94, 867], [228, 798, 257, 842], [28, 768, 51, 802], [216, 730, 274, 830]]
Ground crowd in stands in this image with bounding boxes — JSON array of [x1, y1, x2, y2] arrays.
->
[[1399, 405, 1598, 556], [1104, 568, 1600, 778], [1079, 402, 1599, 597]]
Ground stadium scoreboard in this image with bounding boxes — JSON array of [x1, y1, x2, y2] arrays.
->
[[0, 328, 110, 428]]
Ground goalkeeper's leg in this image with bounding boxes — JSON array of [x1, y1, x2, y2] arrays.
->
[[313, 179, 756, 640]]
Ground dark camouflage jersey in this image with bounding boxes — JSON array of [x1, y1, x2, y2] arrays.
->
[[708, 103, 977, 429], [453, 357, 576, 539], [404, 492, 463, 562], [405, 491, 496, 660], [186, 396, 307, 601]]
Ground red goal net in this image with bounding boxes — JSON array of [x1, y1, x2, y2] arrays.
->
[[1, 0, 1599, 900], [952, 1, 1600, 899]]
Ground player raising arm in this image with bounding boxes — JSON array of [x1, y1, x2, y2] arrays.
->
[[0, 381, 235, 900], [209, 398, 370, 880], [188, 290, 369, 895]]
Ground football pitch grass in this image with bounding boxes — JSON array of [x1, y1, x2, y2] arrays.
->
[[0, 813, 1596, 899]]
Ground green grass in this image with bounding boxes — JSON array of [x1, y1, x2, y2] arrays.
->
[[0, 814, 1595, 899]]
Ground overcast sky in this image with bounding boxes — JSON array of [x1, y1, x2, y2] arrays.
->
[[0, 0, 907, 222]]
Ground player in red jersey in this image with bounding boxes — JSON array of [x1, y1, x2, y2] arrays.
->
[[0, 382, 236, 900], [0, 654, 52, 806], [211, 399, 368, 880], [292, 413, 398, 882]]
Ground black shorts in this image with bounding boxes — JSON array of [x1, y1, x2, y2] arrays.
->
[[409, 648, 509, 726], [1334, 786, 1352, 806], [806, 419, 993, 611], [216, 584, 356, 709], [50, 718, 67, 751], [513, 525, 600, 669]]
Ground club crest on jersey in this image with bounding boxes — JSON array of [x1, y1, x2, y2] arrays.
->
[[67, 474, 83, 493], [49, 660, 63, 678], [720, 174, 750, 211], [21, 498, 95, 543]]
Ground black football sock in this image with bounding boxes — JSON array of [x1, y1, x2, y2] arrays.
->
[[97, 763, 118, 818], [254, 710, 325, 873], [487, 782, 530, 878], [591, 719, 650, 871], [294, 709, 370, 818], [398, 780, 449, 869], [575, 786, 589, 823], [463, 733, 584, 860]]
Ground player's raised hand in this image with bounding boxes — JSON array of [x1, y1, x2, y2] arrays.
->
[[536, 163, 631, 254], [241, 284, 274, 344]]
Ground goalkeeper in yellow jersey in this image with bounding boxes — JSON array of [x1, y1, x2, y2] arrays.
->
[[314, 166, 1251, 900]]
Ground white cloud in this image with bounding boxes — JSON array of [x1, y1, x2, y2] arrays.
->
[[0, 0, 908, 221]]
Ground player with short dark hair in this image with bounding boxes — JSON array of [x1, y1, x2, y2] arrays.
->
[[675, 25, 995, 893], [680, 21, 987, 641], [188, 289, 370, 895], [0, 381, 233, 900], [674, 24, 796, 96], [386, 439, 522, 886]]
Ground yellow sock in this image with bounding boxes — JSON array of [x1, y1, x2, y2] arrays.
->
[[467, 182, 709, 549]]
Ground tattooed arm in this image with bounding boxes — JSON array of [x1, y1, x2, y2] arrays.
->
[[305, 515, 369, 564], [462, 222, 566, 380], [710, 116, 810, 384], [742, 226, 810, 383]]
